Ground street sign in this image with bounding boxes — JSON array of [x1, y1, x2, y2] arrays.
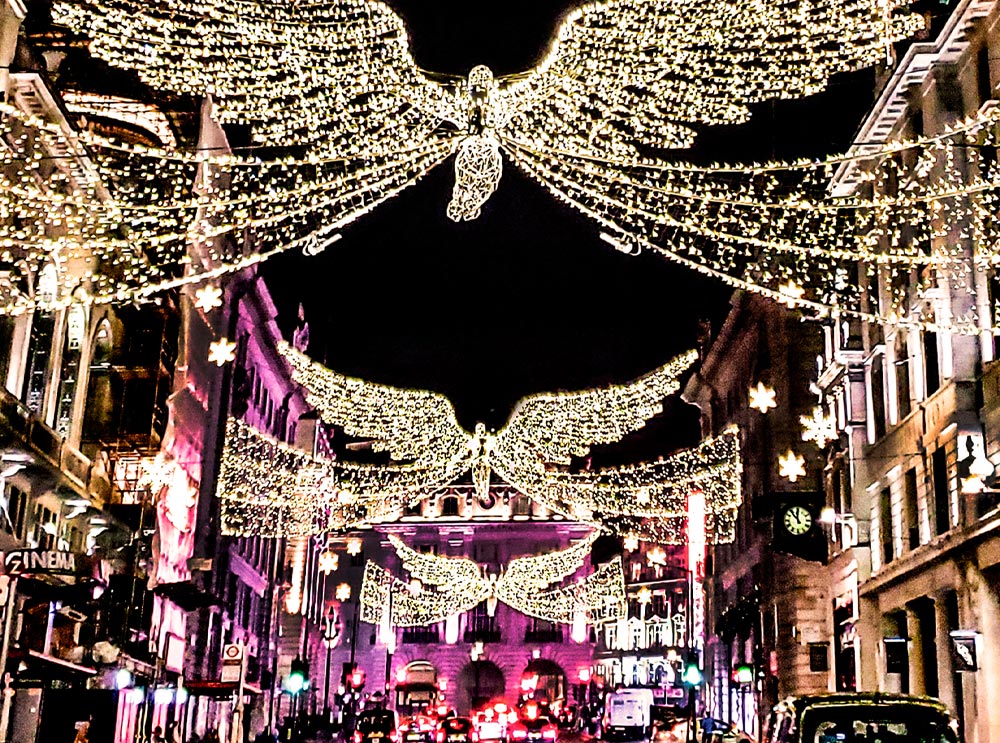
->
[[951, 631, 979, 672], [221, 643, 246, 683]]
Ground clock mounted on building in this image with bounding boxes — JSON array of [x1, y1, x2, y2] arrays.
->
[[782, 505, 813, 536]]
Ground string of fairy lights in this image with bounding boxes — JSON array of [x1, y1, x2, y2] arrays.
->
[[359, 534, 626, 627], [9, 0, 996, 339], [216, 349, 740, 542]]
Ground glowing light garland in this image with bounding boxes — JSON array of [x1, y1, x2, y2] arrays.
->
[[219, 348, 741, 541], [16, 0, 984, 335], [360, 536, 626, 627]]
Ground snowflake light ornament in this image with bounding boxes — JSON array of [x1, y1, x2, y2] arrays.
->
[[208, 338, 237, 366], [749, 383, 777, 414], [801, 407, 837, 448], [778, 450, 807, 483]]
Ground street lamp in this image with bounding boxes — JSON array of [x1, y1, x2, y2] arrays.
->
[[470, 642, 484, 710], [324, 606, 338, 722]]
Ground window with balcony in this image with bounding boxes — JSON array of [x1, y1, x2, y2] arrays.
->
[[464, 602, 500, 643], [524, 617, 562, 643], [932, 447, 952, 536], [879, 486, 894, 566]]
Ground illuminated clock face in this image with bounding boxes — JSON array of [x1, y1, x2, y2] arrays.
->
[[783, 505, 813, 536]]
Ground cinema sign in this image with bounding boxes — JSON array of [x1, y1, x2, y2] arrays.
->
[[3, 550, 78, 576]]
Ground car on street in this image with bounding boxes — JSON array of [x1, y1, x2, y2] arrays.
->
[[762, 693, 959, 743], [601, 688, 654, 741], [438, 717, 476, 743], [355, 707, 399, 743], [474, 703, 517, 743], [400, 715, 438, 743], [509, 715, 558, 743]]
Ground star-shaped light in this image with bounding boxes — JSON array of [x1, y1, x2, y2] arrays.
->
[[778, 280, 805, 307], [346, 538, 362, 556], [748, 382, 777, 414], [336, 583, 351, 602], [194, 284, 223, 313], [623, 535, 640, 552], [647, 546, 667, 566], [318, 549, 339, 575], [637, 586, 652, 605], [208, 338, 237, 366], [778, 450, 807, 483], [800, 407, 838, 448]]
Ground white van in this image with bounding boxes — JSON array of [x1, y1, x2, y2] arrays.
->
[[601, 688, 654, 741]]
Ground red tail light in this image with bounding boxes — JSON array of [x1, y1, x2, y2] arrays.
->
[[511, 727, 527, 740], [542, 728, 557, 741], [507, 712, 518, 725], [436, 732, 445, 743], [472, 733, 479, 742], [354, 733, 362, 743]]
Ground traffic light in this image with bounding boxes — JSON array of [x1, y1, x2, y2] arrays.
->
[[731, 664, 754, 685], [772, 493, 827, 563], [681, 651, 703, 686], [350, 668, 366, 689], [681, 663, 703, 686], [286, 656, 308, 695]]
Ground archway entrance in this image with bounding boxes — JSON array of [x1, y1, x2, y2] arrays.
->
[[521, 659, 566, 707], [457, 660, 505, 714]]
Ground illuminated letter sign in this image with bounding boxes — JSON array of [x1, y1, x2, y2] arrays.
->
[[3, 550, 78, 576]]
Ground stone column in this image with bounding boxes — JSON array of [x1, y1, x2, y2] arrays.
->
[[906, 605, 925, 695], [935, 594, 956, 714], [858, 595, 882, 691]]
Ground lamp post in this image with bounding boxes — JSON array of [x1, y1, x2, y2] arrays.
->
[[324, 606, 337, 723], [470, 642, 484, 711]]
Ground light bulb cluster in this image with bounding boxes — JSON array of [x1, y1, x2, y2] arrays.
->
[[359, 537, 625, 627], [18, 0, 966, 336], [493, 427, 742, 544]]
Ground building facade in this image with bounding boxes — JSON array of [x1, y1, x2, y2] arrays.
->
[[819, 1, 1000, 741], [683, 293, 832, 739]]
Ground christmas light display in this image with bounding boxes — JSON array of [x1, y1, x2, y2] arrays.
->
[[13, 0, 991, 339], [360, 537, 626, 627], [194, 285, 224, 313], [801, 406, 838, 447], [748, 383, 777, 414], [778, 450, 807, 482], [208, 338, 237, 366], [275, 343, 741, 540], [218, 353, 741, 541]]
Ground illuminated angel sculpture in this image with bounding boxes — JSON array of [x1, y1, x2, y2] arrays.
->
[[360, 533, 627, 627], [52, 0, 923, 215], [214, 342, 741, 543], [54, 0, 921, 219]]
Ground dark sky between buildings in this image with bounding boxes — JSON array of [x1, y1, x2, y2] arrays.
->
[[263, 0, 882, 452]]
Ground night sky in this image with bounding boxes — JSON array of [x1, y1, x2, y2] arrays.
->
[[263, 0, 880, 451]]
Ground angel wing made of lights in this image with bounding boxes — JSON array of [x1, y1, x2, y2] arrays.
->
[[360, 535, 626, 627], [278, 341, 698, 496], [53, 0, 923, 223]]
